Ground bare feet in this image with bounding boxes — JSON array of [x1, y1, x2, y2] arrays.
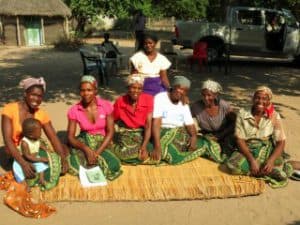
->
[[39, 172, 46, 186]]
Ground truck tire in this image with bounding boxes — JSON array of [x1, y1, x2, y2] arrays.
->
[[292, 55, 300, 67], [207, 46, 219, 62]]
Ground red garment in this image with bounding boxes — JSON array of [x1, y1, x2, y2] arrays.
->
[[265, 103, 275, 118], [0, 172, 56, 218], [113, 93, 153, 128]]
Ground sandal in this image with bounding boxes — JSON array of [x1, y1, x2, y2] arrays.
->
[[290, 170, 300, 181]]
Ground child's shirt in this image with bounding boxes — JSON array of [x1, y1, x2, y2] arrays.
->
[[18, 137, 40, 154]]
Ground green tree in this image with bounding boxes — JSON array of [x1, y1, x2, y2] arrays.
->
[[64, 0, 211, 33], [64, 0, 148, 32], [154, 0, 209, 19], [64, 0, 98, 33]]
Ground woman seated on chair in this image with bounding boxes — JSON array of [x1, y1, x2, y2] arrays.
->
[[130, 33, 171, 96], [150, 76, 224, 164], [1, 77, 67, 190], [67, 75, 122, 180], [112, 74, 153, 164], [226, 86, 293, 188], [191, 80, 236, 158]]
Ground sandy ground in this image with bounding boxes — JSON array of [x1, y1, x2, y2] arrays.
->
[[0, 39, 300, 225]]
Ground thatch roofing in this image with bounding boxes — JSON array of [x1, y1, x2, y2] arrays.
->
[[0, 0, 71, 17]]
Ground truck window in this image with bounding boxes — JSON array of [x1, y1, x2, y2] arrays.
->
[[282, 9, 298, 28], [237, 10, 262, 26]]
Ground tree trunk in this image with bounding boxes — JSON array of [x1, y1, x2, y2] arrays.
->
[[75, 17, 87, 33]]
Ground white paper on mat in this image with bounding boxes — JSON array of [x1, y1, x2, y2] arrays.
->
[[79, 165, 107, 187]]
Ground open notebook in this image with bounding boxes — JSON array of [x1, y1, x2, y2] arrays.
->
[[79, 165, 107, 187]]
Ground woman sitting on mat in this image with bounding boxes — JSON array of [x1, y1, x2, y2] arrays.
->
[[226, 86, 293, 188], [130, 33, 171, 96], [67, 75, 122, 180], [191, 80, 236, 158], [112, 74, 153, 163], [150, 76, 224, 164], [1, 77, 67, 190]]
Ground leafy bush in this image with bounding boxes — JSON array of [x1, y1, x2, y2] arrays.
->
[[53, 32, 84, 51]]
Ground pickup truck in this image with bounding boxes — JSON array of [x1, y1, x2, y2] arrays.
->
[[174, 6, 300, 61]]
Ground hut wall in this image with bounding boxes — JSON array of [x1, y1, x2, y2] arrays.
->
[[2, 16, 17, 45], [44, 17, 65, 44], [1, 16, 66, 45]]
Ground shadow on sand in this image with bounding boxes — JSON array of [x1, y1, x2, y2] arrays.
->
[[0, 43, 300, 116]]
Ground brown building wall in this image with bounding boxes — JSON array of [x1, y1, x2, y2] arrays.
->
[[2, 16, 17, 45], [44, 17, 65, 45], [1, 16, 65, 46]]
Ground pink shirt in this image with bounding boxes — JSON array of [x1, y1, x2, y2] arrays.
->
[[67, 97, 113, 136]]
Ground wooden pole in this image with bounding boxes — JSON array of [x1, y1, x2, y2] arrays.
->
[[41, 17, 45, 44], [64, 17, 69, 38], [16, 16, 21, 46]]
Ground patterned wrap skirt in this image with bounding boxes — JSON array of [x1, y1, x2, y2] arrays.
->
[[112, 126, 225, 165], [226, 138, 293, 188], [158, 127, 225, 164], [112, 126, 145, 164], [26, 146, 61, 191], [68, 132, 122, 181]]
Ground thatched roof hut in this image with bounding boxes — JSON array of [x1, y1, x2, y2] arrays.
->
[[0, 0, 72, 46], [0, 0, 71, 17]]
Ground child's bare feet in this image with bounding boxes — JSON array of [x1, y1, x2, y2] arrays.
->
[[39, 172, 46, 186], [23, 181, 31, 192]]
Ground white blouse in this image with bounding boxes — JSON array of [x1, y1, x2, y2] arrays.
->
[[130, 51, 171, 78]]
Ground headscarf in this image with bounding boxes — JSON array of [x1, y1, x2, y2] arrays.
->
[[254, 86, 272, 100], [19, 77, 46, 92], [201, 80, 222, 93], [80, 75, 98, 88], [172, 76, 191, 89], [126, 74, 144, 86], [254, 86, 274, 118]]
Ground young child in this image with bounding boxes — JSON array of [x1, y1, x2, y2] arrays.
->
[[101, 32, 121, 58], [101, 32, 123, 74], [12, 118, 49, 187]]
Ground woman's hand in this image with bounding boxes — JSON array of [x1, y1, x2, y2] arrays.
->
[[138, 146, 149, 161], [150, 147, 162, 162], [260, 158, 275, 175], [85, 149, 98, 166], [249, 159, 260, 176], [181, 95, 190, 105], [188, 136, 197, 151], [60, 158, 69, 174], [20, 161, 36, 179]]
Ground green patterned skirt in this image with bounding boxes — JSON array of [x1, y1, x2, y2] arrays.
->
[[226, 139, 293, 188], [112, 126, 225, 165], [26, 148, 61, 191], [112, 126, 145, 164], [159, 128, 225, 164], [68, 132, 122, 181]]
